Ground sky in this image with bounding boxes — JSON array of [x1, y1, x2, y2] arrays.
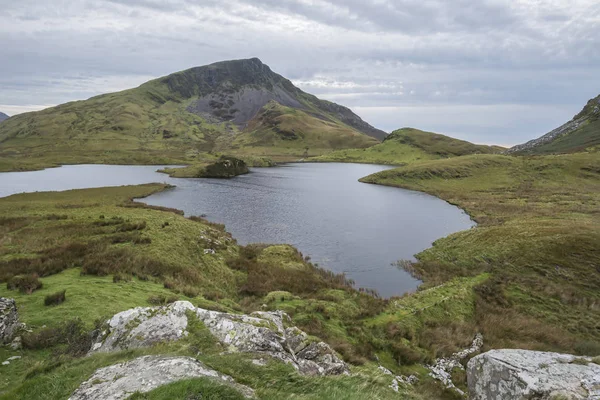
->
[[1, 1, 599, 146]]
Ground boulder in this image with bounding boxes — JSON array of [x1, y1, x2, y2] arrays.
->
[[90, 301, 349, 376], [90, 301, 194, 353], [0, 298, 19, 344], [69, 355, 255, 400], [467, 349, 600, 400]]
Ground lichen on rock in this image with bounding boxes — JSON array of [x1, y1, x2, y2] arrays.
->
[[89, 301, 349, 376], [69, 355, 255, 400], [467, 349, 600, 400], [0, 297, 19, 345]]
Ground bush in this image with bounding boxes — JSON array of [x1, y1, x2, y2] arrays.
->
[[22, 319, 91, 356], [113, 273, 132, 283], [44, 290, 66, 306], [7, 274, 43, 294], [147, 294, 179, 305]]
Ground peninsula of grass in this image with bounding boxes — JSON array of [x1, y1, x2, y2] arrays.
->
[[361, 152, 600, 355]]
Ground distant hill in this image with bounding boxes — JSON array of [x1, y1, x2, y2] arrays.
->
[[508, 94, 600, 154], [0, 58, 383, 169], [0, 112, 8, 122], [314, 127, 504, 165]]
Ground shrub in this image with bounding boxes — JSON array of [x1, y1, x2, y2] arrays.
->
[[147, 294, 179, 305], [574, 340, 600, 356], [22, 319, 91, 356], [113, 273, 131, 283], [115, 221, 147, 232], [7, 274, 43, 294], [44, 290, 66, 306], [182, 286, 199, 298]]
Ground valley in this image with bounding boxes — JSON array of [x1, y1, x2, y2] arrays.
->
[[0, 57, 599, 399]]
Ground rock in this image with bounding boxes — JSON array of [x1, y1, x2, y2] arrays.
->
[[90, 301, 194, 353], [90, 301, 349, 376], [467, 349, 600, 400], [69, 355, 254, 400], [10, 336, 22, 350], [428, 333, 483, 396], [0, 298, 19, 345]]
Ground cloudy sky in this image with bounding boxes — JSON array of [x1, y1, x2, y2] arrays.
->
[[1, 0, 599, 146]]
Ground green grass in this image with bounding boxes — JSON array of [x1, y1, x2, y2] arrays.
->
[[313, 128, 503, 165], [0, 184, 433, 399], [361, 152, 600, 354], [0, 269, 182, 328]]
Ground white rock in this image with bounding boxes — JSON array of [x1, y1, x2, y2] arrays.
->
[[0, 298, 19, 345], [467, 349, 600, 400], [89, 301, 195, 353], [90, 301, 349, 376], [69, 355, 254, 400]]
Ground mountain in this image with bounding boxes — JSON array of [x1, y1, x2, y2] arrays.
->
[[0, 58, 384, 169], [0, 112, 8, 122], [314, 127, 504, 164], [508, 94, 600, 154]]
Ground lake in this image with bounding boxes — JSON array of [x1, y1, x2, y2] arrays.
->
[[0, 163, 475, 297]]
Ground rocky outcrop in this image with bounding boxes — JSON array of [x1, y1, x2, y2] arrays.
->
[[508, 94, 600, 154], [467, 349, 600, 400], [0, 298, 19, 344], [69, 355, 255, 400], [428, 333, 483, 396], [90, 301, 348, 376]]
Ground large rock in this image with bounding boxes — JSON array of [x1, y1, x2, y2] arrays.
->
[[467, 349, 600, 399], [0, 298, 19, 344], [69, 355, 255, 400], [90, 301, 348, 376], [90, 301, 193, 353]]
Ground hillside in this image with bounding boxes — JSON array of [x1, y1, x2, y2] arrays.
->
[[0, 58, 383, 171], [0, 112, 8, 122], [508, 94, 600, 154], [313, 127, 504, 165]]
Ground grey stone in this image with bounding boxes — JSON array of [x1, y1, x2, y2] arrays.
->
[[467, 349, 600, 400], [69, 355, 254, 400], [90, 301, 349, 376], [0, 298, 19, 345], [428, 333, 483, 396], [90, 301, 194, 353]]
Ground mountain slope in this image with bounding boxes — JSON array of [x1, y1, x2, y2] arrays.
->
[[314, 127, 504, 165], [0, 58, 383, 170], [508, 94, 600, 154], [0, 112, 8, 122]]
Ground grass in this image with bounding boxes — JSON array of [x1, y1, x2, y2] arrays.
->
[[313, 127, 503, 165], [360, 152, 600, 354], [513, 94, 600, 154], [0, 184, 430, 399]]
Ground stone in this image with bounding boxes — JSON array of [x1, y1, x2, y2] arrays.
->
[[90, 301, 349, 376], [69, 355, 254, 400], [89, 301, 194, 353], [428, 333, 483, 396], [10, 336, 22, 350], [467, 349, 600, 400], [0, 298, 19, 345]]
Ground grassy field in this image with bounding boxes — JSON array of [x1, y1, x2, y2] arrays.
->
[[361, 152, 600, 356], [0, 184, 435, 399], [313, 128, 504, 165]]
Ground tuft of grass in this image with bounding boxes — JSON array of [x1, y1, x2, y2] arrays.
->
[[44, 290, 66, 306]]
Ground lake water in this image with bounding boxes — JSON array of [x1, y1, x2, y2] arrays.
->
[[0, 163, 475, 297]]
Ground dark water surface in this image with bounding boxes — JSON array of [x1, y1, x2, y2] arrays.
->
[[0, 163, 475, 297]]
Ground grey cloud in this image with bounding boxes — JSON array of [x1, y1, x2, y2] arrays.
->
[[0, 0, 598, 145]]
